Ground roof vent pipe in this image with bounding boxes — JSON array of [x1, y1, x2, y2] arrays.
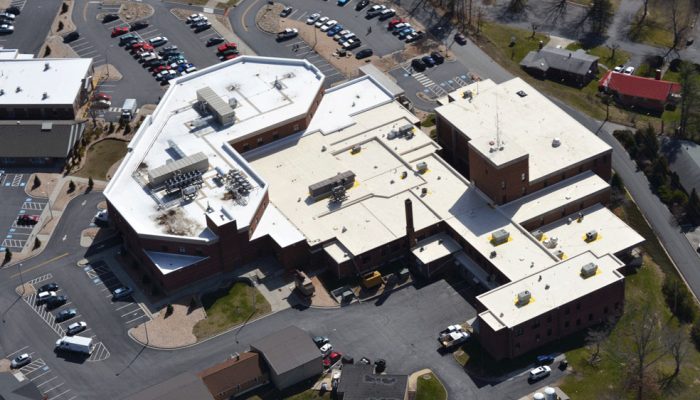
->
[[44, 62, 50, 71]]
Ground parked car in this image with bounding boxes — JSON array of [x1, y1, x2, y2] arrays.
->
[[186, 13, 206, 24], [148, 36, 168, 46], [454, 32, 467, 45], [93, 99, 112, 109], [343, 39, 362, 50], [613, 65, 623, 73], [315, 16, 329, 28], [36, 291, 57, 304], [38, 283, 59, 292], [193, 21, 211, 32], [338, 32, 356, 43], [152, 65, 171, 74], [392, 23, 410, 34], [430, 51, 445, 64], [421, 55, 436, 67], [378, 9, 396, 21], [398, 28, 415, 40], [333, 30, 351, 41], [366, 5, 386, 18], [280, 7, 293, 17], [112, 286, 133, 300], [159, 45, 179, 53], [0, 12, 15, 21], [0, 24, 13, 34], [206, 37, 225, 47], [111, 26, 129, 37], [276, 28, 299, 41], [313, 336, 330, 347], [63, 31, 79, 43], [623, 66, 635, 75], [55, 308, 77, 323], [66, 321, 87, 336], [355, 0, 370, 11], [374, 358, 387, 373], [306, 13, 321, 25], [528, 366, 551, 382], [536, 354, 556, 365], [319, 343, 333, 355], [323, 351, 343, 368], [217, 42, 238, 53], [411, 58, 426, 71], [5, 6, 20, 16], [389, 20, 407, 30], [327, 24, 343, 36], [320, 20, 338, 32], [338, 0, 350, 6], [222, 53, 238, 61], [10, 354, 31, 369], [102, 14, 119, 23], [130, 21, 149, 31], [355, 48, 373, 59], [45, 295, 68, 309], [119, 33, 138, 44], [405, 31, 424, 43]]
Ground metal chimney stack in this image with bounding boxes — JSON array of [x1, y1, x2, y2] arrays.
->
[[405, 198, 416, 248]]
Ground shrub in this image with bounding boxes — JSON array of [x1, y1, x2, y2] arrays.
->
[[662, 275, 698, 323], [691, 319, 700, 351]]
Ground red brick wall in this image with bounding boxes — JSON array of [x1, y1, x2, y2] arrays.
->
[[468, 149, 529, 205], [477, 278, 625, 360], [519, 188, 611, 231]]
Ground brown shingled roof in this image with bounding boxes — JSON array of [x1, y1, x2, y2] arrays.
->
[[197, 352, 267, 397]]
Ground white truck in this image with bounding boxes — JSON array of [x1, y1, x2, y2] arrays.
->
[[121, 98, 138, 121], [55, 336, 94, 355], [437, 322, 472, 349]]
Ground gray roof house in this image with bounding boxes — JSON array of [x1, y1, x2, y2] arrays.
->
[[663, 139, 700, 195], [520, 48, 599, 85], [250, 325, 322, 390], [336, 364, 408, 400]]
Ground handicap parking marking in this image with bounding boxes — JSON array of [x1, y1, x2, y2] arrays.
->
[[88, 342, 110, 362], [11, 174, 23, 186], [27, 273, 53, 286], [19, 358, 46, 375]]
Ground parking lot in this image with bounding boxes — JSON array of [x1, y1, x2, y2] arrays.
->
[[5, 345, 78, 400], [0, 0, 61, 56], [0, 173, 45, 253]]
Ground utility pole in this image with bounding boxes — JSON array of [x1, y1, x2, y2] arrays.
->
[[18, 263, 24, 296]]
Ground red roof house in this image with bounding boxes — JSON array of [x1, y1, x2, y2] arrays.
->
[[598, 71, 681, 112]]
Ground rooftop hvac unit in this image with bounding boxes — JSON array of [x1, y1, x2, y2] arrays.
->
[[585, 230, 598, 242], [517, 290, 531, 306], [552, 138, 561, 147], [228, 97, 238, 108], [387, 130, 397, 140], [531, 229, 544, 240], [554, 249, 565, 259], [308, 171, 356, 199], [398, 124, 414, 136], [416, 161, 428, 173], [491, 229, 510, 245], [580, 263, 598, 278], [351, 145, 361, 154]]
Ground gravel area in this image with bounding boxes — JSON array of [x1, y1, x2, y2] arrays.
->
[[129, 300, 206, 348], [26, 173, 62, 199]]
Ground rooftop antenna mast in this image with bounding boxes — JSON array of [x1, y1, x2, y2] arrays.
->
[[495, 103, 501, 150]]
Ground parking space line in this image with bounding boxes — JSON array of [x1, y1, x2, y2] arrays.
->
[[43, 382, 64, 393], [125, 314, 148, 324], [30, 370, 51, 381], [296, 11, 307, 21], [4, 345, 29, 358], [36, 376, 57, 387], [115, 302, 136, 311], [287, 9, 298, 18], [48, 389, 71, 400], [121, 308, 141, 317]]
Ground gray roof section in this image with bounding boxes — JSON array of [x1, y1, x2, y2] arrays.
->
[[520, 48, 598, 76], [663, 139, 700, 195], [250, 325, 320, 376], [336, 364, 408, 400], [0, 120, 84, 158], [196, 86, 235, 123], [359, 64, 405, 98]]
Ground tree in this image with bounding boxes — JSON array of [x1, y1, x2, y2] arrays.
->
[[662, 275, 698, 323], [660, 323, 690, 388], [545, 0, 568, 25], [639, 0, 650, 26], [586, 321, 612, 365], [32, 175, 41, 189], [68, 180, 76, 193], [667, 0, 690, 56], [678, 62, 699, 138], [686, 188, 700, 224], [608, 305, 666, 399], [691, 319, 700, 350], [530, 22, 540, 38], [577, 0, 613, 35], [3, 248, 11, 265], [507, 0, 527, 14], [88, 177, 94, 191]]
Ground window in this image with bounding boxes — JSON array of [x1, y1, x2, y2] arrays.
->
[[501, 181, 505, 189], [576, 318, 581, 326], [588, 313, 593, 321], [521, 173, 526, 181], [564, 321, 570, 328], [521, 187, 526, 195], [362, 255, 370, 264], [178, 247, 186, 254], [515, 343, 520, 350], [161, 245, 168, 251], [535, 334, 540, 342], [604, 306, 609, 314], [272, 132, 279, 140], [257, 137, 264, 147], [532, 321, 540, 329], [565, 307, 570, 315], [576, 302, 581, 311], [547, 314, 552, 323], [293, 124, 300, 131], [242, 144, 251, 151], [196, 249, 203, 256], [547, 328, 552, 336], [543, 180, 548, 187], [515, 327, 524, 336]]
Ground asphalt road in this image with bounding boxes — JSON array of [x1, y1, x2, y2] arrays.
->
[[0, 0, 62, 56]]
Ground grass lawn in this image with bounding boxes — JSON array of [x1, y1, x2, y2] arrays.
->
[[565, 42, 630, 69], [415, 372, 447, 400], [75, 139, 127, 180], [559, 195, 700, 399], [475, 22, 673, 132], [242, 378, 330, 400], [192, 282, 271, 340]]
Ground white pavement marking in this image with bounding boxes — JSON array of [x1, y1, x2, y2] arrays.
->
[[296, 11, 307, 20], [125, 314, 148, 324], [88, 342, 110, 362], [115, 302, 136, 311], [30, 370, 51, 381], [36, 376, 58, 387], [43, 382, 65, 393], [48, 389, 71, 400], [4, 345, 29, 358]]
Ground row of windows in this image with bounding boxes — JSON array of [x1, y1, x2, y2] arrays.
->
[[514, 303, 619, 337]]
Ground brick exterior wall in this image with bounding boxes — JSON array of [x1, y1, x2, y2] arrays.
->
[[519, 188, 611, 231], [468, 150, 529, 205], [477, 278, 625, 360]]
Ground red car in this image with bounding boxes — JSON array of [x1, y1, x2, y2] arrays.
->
[[223, 53, 238, 60], [111, 26, 129, 37], [93, 92, 112, 101], [387, 18, 405, 29], [126, 40, 145, 50], [217, 42, 237, 53], [152, 65, 170, 73], [323, 351, 342, 368]]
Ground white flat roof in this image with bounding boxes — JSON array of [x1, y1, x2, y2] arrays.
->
[[105, 57, 324, 244], [435, 77, 611, 182], [539, 203, 645, 259], [0, 58, 92, 105], [477, 251, 624, 330], [412, 233, 462, 265], [499, 171, 609, 224]]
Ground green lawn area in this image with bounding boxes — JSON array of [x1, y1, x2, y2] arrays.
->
[[480, 22, 549, 65], [75, 139, 127, 180], [415, 372, 447, 400], [242, 378, 330, 400], [559, 196, 700, 399], [192, 282, 271, 340]]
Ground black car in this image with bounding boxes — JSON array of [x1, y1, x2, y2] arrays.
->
[[411, 58, 426, 71], [103, 14, 119, 23], [45, 295, 68, 310], [63, 31, 79, 43], [430, 51, 445, 64], [421, 55, 436, 67], [55, 308, 77, 322], [454, 32, 467, 45], [355, 0, 369, 10], [206, 37, 225, 47], [280, 7, 292, 17], [355, 48, 373, 59], [5, 6, 20, 15], [194, 23, 211, 33], [38, 283, 59, 292], [130, 21, 149, 31]]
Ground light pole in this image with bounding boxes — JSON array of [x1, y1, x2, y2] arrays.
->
[[18, 263, 24, 296]]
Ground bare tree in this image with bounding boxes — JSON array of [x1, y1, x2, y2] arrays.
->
[[607, 305, 666, 399], [530, 22, 540, 38], [667, 0, 691, 55], [660, 323, 690, 388], [586, 323, 611, 365], [607, 43, 620, 64], [678, 62, 699, 138], [545, 0, 568, 25], [507, 0, 528, 14], [639, 0, 650, 26]]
